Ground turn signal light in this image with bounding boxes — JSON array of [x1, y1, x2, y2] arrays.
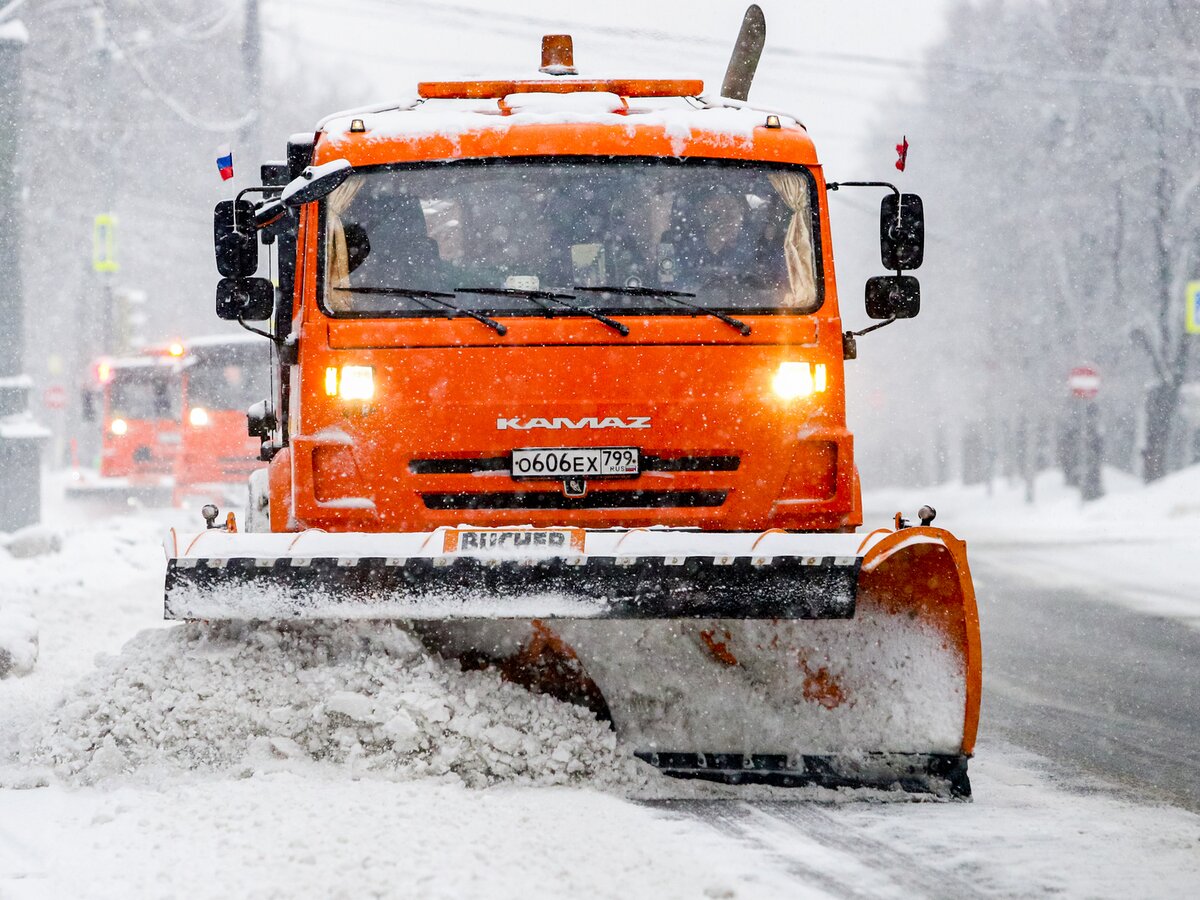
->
[[325, 365, 375, 401], [772, 362, 828, 400]]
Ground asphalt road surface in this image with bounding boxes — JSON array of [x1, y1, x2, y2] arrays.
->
[[972, 552, 1200, 813]]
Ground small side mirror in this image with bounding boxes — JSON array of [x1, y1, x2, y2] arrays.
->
[[81, 390, 96, 422], [214, 199, 258, 278], [865, 275, 920, 319], [216, 277, 274, 321], [247, 399, 277, 439], [880, 193, 924, 271], [281, 158, 353, 208]]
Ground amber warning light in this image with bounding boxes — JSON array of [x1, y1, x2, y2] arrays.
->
[[540, 35, 577, 75]]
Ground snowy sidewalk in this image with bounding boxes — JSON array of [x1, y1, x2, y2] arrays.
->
[[865, 465, 1200, 628]]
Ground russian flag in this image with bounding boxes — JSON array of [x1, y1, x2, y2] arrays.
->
[[216, 144, 234, 181]]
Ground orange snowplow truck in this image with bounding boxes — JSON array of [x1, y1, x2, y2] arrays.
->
[[67, 348, 181, 506], [169, 11, 980, 796]]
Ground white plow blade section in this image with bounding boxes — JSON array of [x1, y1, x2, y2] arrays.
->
[[164, 528, 866, 621]]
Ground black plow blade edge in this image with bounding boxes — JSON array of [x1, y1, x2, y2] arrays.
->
[[635, 751, 972, 799], [165, 555, 860, 620]]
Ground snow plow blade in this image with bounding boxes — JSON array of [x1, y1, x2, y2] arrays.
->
[[164, 525, 979, 797]]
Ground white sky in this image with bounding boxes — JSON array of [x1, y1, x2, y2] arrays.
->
[[264, 0, 952, 173]]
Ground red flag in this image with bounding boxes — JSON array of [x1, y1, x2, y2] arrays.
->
[[895, 136, 909, 172]]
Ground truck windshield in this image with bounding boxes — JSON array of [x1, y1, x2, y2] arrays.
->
[[109, 370, 177, 421], [321, 158, 820, 318], [186, 353, 268, 411]]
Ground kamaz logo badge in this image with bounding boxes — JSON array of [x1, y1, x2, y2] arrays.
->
[[496, 416, 651, 430]]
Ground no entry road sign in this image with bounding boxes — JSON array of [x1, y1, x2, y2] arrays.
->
[[1069, 365, 1100, 400], [42, 384, 67, 410]]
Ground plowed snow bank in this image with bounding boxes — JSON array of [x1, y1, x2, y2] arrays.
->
[[0, 604, 38, 677], [34, 621, 644, 788]]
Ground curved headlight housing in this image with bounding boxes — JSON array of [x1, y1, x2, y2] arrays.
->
[[109, 418, 128, 436], [189, 406, 210, 427], [772, 362, 828, 400]]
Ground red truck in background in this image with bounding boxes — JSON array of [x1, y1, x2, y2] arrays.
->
[[68, 348, 182, 506], [172, 334, 268, 507]]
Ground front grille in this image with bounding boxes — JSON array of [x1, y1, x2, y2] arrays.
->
[[409, 455, 740, 475], [421, 490, 728, 510]]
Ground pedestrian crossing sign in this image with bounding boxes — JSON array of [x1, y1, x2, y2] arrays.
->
[[93, 214, 119, 273], [1189, 281, 1200, 334]]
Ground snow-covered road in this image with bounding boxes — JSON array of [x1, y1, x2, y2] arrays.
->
[[977, 559, 1200, 813], [2, 473, 1200, 898]]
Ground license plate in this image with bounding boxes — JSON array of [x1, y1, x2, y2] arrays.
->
[[443, 528, 585, 554], [511, 447, 639, 479]]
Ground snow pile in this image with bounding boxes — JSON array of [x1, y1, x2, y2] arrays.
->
[[0, 525, 61, 678], [0, 516, 163, 691], [0, 603, 38, 678], [0, 524, 64, 559], [33, 620, 642, 788]]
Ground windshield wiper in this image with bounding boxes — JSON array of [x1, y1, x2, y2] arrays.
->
[[457, 287, 629, 336], [573, 285, 751, 336], [339, 286, 506, 335]]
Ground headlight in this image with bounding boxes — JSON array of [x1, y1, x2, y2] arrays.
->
[[109, 418, 128, 436], [772, 362, 828, 400], [189, 406, 210, 427], [325, 365, 375, 401]]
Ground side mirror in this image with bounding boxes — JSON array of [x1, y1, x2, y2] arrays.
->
[[216, 277, 274, 321], [214, 199, 258, 278], [281, 159, 353, 208], [247, 399, 277, 439], [865, 275, 920, 319], [880, 193, 924, 271]]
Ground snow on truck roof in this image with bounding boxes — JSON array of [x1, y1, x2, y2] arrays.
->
[[315, 54, 812, 164], [314, 35, 816, 165], [314, 35, 811, 158], [320, 90, 806, 152]]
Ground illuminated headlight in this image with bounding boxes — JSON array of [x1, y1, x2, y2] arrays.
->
[[772, 362, 828, 400], [189, 406, 210, 427], [109, 418, 128, 436], [325, 365, 375, 401]]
